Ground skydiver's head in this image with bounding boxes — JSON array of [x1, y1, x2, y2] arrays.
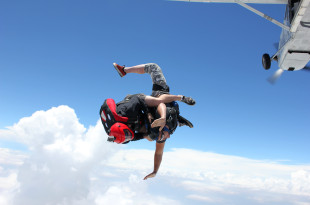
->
[[107, 123, 134, 144]]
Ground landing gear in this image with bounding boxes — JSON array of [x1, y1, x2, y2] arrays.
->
[[262, 53, 271, 70]]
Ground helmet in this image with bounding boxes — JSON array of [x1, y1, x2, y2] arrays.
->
[[109, 123, 134, 144]]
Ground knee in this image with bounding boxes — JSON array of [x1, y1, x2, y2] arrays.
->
[[149, 63, 161, 71], [149, 63, 158, 67]]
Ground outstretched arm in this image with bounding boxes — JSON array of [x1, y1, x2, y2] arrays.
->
[[143, 141, 165, 180]]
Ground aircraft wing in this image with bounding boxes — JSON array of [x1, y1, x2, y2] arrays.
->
[[170, 0, 287, 4]]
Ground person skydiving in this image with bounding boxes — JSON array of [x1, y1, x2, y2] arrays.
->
[[100, 62, 195, 180]]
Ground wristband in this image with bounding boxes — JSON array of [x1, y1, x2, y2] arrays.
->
[[163, 126, 170, 133]]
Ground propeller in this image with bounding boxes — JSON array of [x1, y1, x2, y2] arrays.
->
[[303, 65, 310, 71], [267, 68, 284, 84]]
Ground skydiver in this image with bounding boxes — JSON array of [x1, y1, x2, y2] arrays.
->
[[113, 62, 195, 132], [100, 63, 194, 180]]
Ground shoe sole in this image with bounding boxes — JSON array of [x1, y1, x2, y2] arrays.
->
[[187, 101, 195, 106], [178, 115, 193, 128], [113, 63, 125, 77], [183, 97, 196, 106]]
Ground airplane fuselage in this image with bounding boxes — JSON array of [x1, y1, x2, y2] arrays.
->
[[278, 0, 310, 71]]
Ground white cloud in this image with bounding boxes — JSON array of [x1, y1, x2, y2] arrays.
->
[[94, 174, 180, 205], [107, 148, 310, 195], [186, 194, 219, 203], [0, 171, 19, 205], [106, 149, 310, 204], [0, 148, 26, 165], [1, 105, 310, 205]]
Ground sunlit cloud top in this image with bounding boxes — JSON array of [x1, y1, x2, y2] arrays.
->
[[0, 106, 310, 205]]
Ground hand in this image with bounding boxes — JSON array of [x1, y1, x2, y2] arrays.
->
[[162, 131, 170, 140], [151, 117, 166, 131], [143, 172, 157, 180], [157, 130, 170, 141]]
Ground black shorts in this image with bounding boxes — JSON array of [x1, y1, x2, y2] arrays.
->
[[116, 94, 148, 119], [151, 84, 170, 97]]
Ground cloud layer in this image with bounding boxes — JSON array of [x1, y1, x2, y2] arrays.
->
[[0, 106, 310, 205]]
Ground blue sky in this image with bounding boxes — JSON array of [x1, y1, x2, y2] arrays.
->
[[1, 0, 309, 162], [1, 1, 310, 204]]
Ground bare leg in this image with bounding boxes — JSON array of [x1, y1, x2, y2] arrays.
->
[[118, 63, 195, 106], [157, 94, 182, 104], [145, 94, 182, 107], [124, 64, 147, 74]]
